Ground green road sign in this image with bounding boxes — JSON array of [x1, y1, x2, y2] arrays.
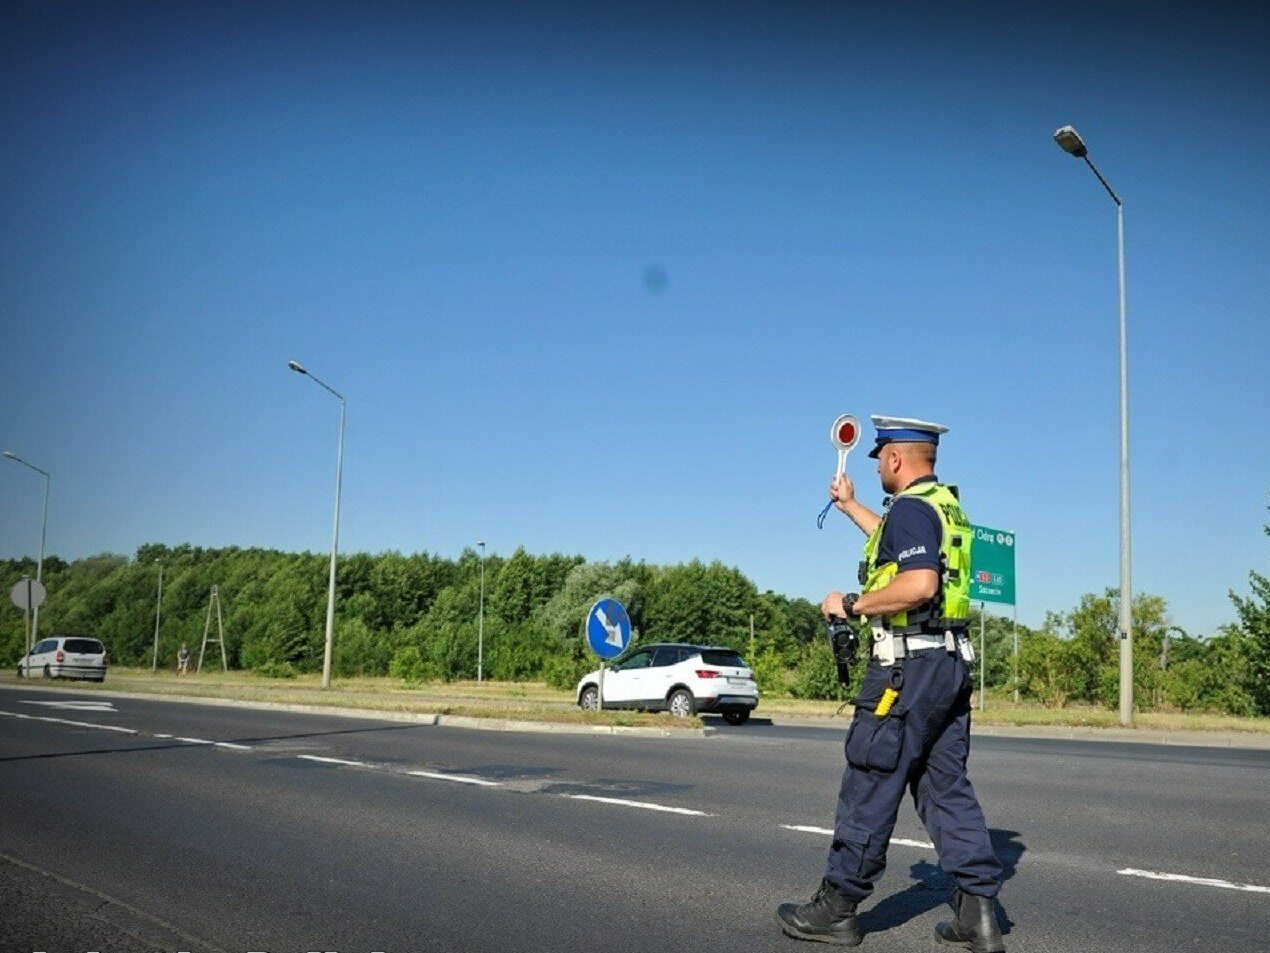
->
[[970, 524, 1016, 605]]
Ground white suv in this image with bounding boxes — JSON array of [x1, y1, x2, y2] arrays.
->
[[18, 636, 108, 682], [576, 643, 759, 725]]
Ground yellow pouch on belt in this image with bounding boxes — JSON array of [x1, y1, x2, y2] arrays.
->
[[875, 687, 900, 717]]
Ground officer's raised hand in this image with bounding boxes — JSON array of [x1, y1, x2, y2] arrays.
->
[[829, 473, 856, 513]]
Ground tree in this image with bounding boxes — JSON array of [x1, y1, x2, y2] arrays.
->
[[643, 561, 758, 649], [1228, 505, 1270, 715]]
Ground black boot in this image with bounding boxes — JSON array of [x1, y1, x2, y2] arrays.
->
[[936, 888, 1005, 953], [776, 878, 862, 945]]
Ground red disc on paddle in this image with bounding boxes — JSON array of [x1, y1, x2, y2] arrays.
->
[[830, 414, 860, 452]]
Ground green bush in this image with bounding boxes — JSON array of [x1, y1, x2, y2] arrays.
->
[[749, 648, 790, 697], [389, 645, 430, 684], [1018, 632, 1084, 707], [542, 651, 589, 692], [792, 640, 846, 701]]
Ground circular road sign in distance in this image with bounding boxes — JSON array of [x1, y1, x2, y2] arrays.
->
[[586, 598, 632, 660], [10, 577, 46, 611]]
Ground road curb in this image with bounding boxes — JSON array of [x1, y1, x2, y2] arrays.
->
[[0, 682, 714, 738]]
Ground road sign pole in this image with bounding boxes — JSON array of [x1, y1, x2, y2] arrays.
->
[[10, 577, 46, 662], [598, 664, 605, 711], [1012, 604, 1019, 705], [25, 578, 33, 657]]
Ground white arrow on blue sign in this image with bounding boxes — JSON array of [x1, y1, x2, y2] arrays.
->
[[586, 598, 632, 660]]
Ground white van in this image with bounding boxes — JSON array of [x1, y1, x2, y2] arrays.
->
[[18, 636, 108, 682]]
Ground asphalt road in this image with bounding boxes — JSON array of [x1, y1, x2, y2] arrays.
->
[[1, 685, 1267, 953]]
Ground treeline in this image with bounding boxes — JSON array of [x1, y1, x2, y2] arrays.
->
[[1, 542, 1266, 716]]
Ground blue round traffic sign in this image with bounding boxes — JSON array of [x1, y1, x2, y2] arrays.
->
[[586, 598, 632, 660]]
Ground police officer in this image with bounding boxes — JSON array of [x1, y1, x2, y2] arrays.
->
[[777, 416, 1005, 951]]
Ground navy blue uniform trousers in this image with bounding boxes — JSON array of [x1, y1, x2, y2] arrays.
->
[[825, 647, 1002, 901]]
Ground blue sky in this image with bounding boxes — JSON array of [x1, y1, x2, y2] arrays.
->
[[1, 1, 1266, 636]]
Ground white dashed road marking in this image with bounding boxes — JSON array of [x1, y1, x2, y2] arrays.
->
[[408, 769, 502, 786], [21, 699, 118, 712], [1118, 868, 1270, 894], [0, 710, 137, 734], [782, 825, 934, 849], [567, 794, 710, 816], [297, 754, 367, 767], [213, 741, 253, 751], [174, 737, 213, 745]]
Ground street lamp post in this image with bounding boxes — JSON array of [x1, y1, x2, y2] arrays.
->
[[152, 560, 164, 672], [1053, 124, 1134, 727], [4, 451, 50, 652], [288, 361, 346, 690], [477, 541, 486, 683]]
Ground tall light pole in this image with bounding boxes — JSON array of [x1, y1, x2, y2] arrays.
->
[[1054, 124, 1134, 726], [288, 361, 346, 689], [4, 451, 50, 650], [152, 559, 164, 672], [477, 540, 486, 683]]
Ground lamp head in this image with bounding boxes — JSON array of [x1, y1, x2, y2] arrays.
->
[[2, 451, 16, 460], [477, 540, 485, 548], [287, 361, 307, 375], [1053, 125, 1088, 158]]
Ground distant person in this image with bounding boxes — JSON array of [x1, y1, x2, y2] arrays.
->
[[777, 416, 1005, 951], [177, 643, 190, 675]]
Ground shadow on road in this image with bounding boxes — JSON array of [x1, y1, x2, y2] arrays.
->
[[0, 722, 429, 764], [859, 828, 1024, 937]]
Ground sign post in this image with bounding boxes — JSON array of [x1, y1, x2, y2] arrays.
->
[[10, 577, 47, 659], [586, 598, 632, 711], [969, 526, 1017, 710]]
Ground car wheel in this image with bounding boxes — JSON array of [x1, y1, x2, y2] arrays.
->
[[667, 689, 696, 718], [579, 685, 599, 711], [722, 709, 750, 726]]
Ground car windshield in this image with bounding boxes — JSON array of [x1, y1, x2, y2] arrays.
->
[[63, 639, 104, 654], [700, 649, 746, 668]]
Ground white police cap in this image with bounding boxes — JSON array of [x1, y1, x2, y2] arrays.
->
[[868, 415, 949, 459]]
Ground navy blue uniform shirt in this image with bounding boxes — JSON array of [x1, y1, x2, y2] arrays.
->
[[876, 475, 943, 575]]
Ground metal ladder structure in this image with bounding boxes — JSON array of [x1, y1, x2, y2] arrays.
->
[[198, 585, 228, 673]]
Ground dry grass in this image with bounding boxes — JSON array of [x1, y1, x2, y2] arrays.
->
[[11, 668, 1269, 735], [757, 691, 1270, 734], [3, 668, 702, 729]]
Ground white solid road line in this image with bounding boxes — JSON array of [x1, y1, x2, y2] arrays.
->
[[297, 754, 367, 767], [782, 825, 934, 849], [407, 769, 502, 786], [1118, 868, 1270, 895], [568, 794, 711, 816]]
